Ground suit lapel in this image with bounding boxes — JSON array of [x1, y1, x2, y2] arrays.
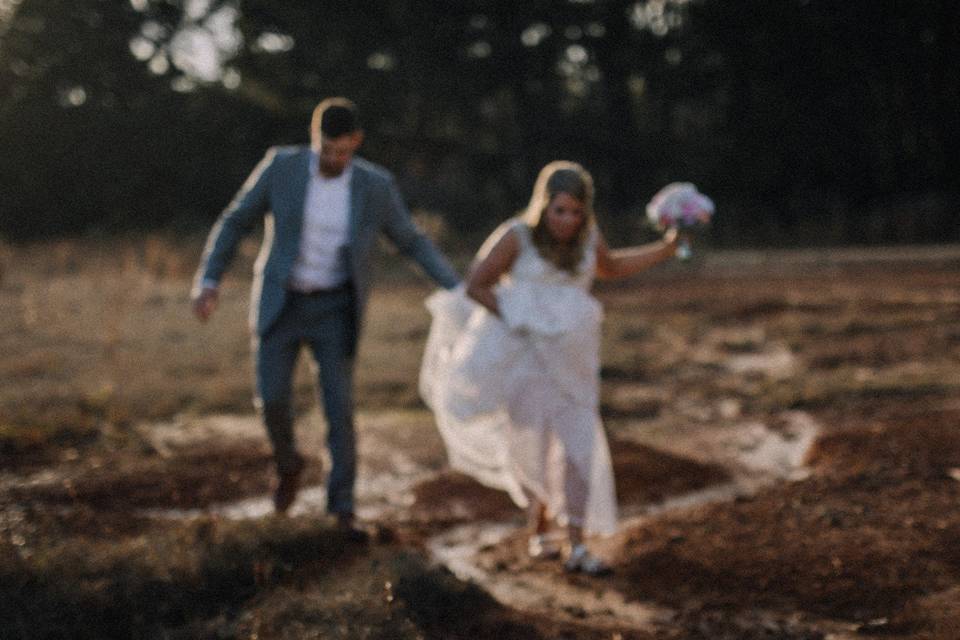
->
[[290, 150, 311, 232], [348, 162, 368, 244]]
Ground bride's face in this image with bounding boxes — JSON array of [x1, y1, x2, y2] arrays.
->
[[544, 192, 586, 243]]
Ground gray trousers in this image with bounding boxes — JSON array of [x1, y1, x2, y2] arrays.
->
[[253, 286, 356, 515]]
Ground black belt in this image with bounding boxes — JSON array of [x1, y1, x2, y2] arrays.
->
[[288, 283, 352, 296]]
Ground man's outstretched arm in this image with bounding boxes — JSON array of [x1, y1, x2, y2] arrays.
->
[[191, 148, 277, 321], [380, 176, 460, 289]]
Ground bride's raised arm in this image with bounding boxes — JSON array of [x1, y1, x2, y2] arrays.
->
[[595, 226, 679, 280]]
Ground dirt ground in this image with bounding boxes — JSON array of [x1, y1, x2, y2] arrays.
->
[[3, 238, 960, 638]]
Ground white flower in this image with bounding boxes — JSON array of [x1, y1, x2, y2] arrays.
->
[[646, 182, 715, 228]]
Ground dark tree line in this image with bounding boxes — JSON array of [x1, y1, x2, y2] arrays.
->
[[0, 0, 957, 245]]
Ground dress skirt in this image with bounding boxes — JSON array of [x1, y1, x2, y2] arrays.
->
[[420, 283, 617, 535]]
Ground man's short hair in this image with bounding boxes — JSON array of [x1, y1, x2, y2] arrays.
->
[[311, 97, 360, 141]]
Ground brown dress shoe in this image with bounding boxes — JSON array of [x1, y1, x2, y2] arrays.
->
[[273, 457, 305, 514], [336, 513, 370, 544]]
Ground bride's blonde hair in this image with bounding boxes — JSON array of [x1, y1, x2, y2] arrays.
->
[[522, 161, 596, 273]]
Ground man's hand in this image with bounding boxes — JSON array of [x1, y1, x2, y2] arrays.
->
[[192, 286, 219, 322]]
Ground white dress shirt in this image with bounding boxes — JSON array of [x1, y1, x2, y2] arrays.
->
[[288, 154, 353, 291]]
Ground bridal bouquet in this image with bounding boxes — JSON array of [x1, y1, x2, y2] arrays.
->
[[646, 182, 715, 260]]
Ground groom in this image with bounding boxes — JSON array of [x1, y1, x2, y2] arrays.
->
[[192, 97, 460, 534]]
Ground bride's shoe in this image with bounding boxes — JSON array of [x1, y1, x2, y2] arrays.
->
[[563, 543, 612, 576]]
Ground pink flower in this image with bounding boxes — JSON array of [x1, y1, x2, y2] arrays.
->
[[646, 182, 715, 229]]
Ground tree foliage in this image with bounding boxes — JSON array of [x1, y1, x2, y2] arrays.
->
[[0, 0, 957, 245]]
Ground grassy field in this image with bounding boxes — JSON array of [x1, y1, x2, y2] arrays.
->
[[3, 234, 960, 638], [0, 233, 456, 457]]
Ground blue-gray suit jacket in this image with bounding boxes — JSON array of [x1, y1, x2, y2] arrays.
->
[[193, 145, 460, 353]]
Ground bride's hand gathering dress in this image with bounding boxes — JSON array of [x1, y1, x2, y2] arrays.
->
[[420, 219, 617, 535]]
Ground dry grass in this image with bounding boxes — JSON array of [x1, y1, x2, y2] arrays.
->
[[1, 235, 249, 432], [4, 235, 960, 460], [0, 234, 461, 459]]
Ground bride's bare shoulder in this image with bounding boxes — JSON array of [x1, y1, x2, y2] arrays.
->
[[476, 218, 524, 260]]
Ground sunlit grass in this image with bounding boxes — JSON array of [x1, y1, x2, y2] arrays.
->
[[0, 235, 454, 459]]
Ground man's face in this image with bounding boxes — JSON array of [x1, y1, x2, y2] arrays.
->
[[318, 131, 363, 177]]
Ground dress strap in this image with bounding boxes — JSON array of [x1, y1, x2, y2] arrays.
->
[[510, 218, 533, 250], [586, 221, 599, 251]]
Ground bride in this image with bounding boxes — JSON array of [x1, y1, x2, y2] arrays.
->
[[420, 161, 679, 574]]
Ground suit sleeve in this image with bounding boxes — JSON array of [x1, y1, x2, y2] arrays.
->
[[192, 148, 276, 296], [380, 176, 461, 289]]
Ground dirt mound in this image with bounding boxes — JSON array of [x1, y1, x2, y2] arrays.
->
[[8, 441, 302, 511], [613, 438, 730, 505], [806, 408, 960, 479], [410, 470, 520, 524], [610, 395, 960, 629], [407, 439, 730, 530]]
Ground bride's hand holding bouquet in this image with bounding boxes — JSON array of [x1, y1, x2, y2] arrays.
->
[[646, 182, 715, 260]]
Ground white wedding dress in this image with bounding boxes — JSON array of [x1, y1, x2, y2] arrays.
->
[[420, 219, 617, 535]]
